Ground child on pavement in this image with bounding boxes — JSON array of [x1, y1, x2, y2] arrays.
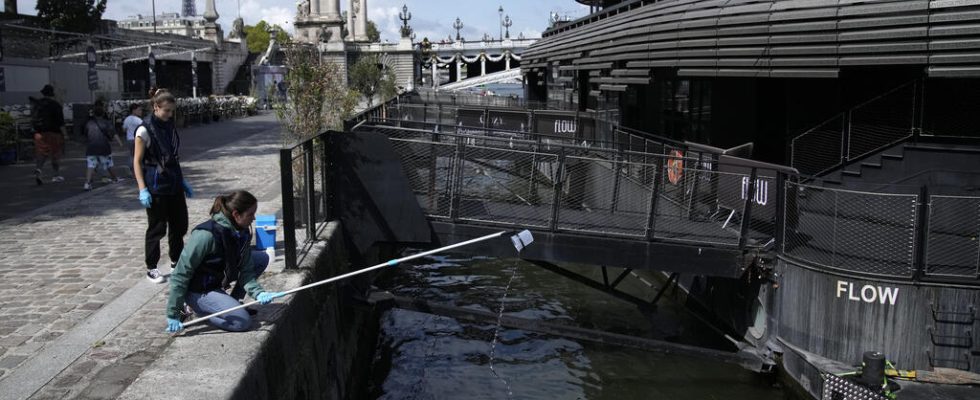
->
[[134, 89, 193, 283], [83, 101, 124, 191], [122, 103, 145, 178], [165, 191, 283, 333]]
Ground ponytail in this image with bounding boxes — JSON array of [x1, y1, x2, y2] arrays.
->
[[210, 190, 258, 222]]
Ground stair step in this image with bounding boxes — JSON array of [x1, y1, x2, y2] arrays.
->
[[882, 153, 904, 160], [842, 170, 862, 177], [861, 162, 882, 169], [823, 178, 843, 185]]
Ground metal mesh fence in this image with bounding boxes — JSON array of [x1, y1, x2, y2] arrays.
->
[[557, 155, 655, 237], [389, 138, 458, 218], [654, 165, 745, 246], [791, 115, 844, 176], [926, 196, 980, 277], [457, 145, 558, 228], [289, 146, 312, 244], [784, 182, 918, 277], [848, 81, 915, 160]]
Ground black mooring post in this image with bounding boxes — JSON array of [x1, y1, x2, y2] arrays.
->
[[279, 148, 297, 269], [738, 168, 758, 249]]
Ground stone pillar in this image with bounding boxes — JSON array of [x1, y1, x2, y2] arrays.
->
[[312, 0, 320, 16], [432, 63, 438, 88], [323, 0, 341, 19], [355, 0, 368, 41], [505, 53, 511, 70], [347, 2, 355, 40], [481, 56, 486, 76], [456, 59, 463, 82]]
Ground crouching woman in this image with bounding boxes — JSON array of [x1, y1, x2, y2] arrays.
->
[[165, 190, 283, 333]]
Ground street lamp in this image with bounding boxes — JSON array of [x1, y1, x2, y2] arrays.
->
[[151, 0, 157, 34], [498, 5, 503, 41]]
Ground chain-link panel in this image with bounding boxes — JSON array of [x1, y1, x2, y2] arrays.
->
[[927, 196, 980, 277], [654, 164, 742, 246], [791, 115, 844, 176], [835, 189, 917, 277], [289, 146, 312, 244], [389, 138, 458, 218], [556, 155, 655, 237], [848, 82, 915, 161], [784, 182, 917, 277], [457, 145, 558, 228]]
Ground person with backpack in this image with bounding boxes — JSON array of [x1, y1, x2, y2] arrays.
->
[[83, 100, 124, 191], [31, 84, 67, 185], [122, 102, 145, 178], [164, 190, 284, 333], [133, 89, 193, 283]]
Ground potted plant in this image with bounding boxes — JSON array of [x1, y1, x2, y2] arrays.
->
[[0, 112, 17, 165]]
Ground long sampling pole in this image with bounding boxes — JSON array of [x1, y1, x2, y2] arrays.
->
[[182, 230, 534, 328]]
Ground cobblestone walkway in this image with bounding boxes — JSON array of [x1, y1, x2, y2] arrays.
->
[[0, 114, 285, 399]]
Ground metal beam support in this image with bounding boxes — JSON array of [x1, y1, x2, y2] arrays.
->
[[122, 46, 213, 63], [49, 41, 173, 60], [528, 260, 649, 307], [650, 272, 678, 306], [610, 267, 633, 289]]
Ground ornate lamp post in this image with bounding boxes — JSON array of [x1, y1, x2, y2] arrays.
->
[[503, 15, 512, 39], [453, 17, 464, 41], [399, 4, 413, 38]]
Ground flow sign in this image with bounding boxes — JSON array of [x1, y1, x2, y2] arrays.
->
[[88, 69, 99, 91], [87, 45, 98, 90], [86, 46, 97, 68]]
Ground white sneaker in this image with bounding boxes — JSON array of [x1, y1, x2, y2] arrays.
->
[[51, 176, 65, 183], [83, 182, 92, 191], [146, 268, 165, 283]]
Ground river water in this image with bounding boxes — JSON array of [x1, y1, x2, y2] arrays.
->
[[366, 254, 797, 399]]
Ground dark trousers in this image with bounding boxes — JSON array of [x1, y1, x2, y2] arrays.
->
[[145, 193, 188, 269]]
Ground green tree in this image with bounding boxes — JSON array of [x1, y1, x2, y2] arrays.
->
[[35, 0, 106, 33], [366, 20, 380, 42], [273, 45, 359, 144], [244, 21, 290, 54], [349, 55, 397, 106]]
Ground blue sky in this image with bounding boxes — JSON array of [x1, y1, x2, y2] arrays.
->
[[12, 1, 590, 41]]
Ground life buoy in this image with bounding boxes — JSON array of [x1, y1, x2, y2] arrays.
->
[[667, 150, 684, 185]]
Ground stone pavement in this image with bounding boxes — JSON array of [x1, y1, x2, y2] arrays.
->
[[0, 113, 287, 399]]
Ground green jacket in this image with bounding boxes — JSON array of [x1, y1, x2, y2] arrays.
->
[[166, 213, 265, 319]]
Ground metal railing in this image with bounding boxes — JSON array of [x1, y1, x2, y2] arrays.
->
[[373, 126, 787, 249], [279, 131, 331, 269], [790, 80, 918, 177], [276, 96, 980, 285]]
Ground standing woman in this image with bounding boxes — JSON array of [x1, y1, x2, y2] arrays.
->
[[165, 191, 284, 333], [134, 89, 194, 283]]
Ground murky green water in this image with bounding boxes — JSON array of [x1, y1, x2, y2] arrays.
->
[[367, 254, 795, 399]]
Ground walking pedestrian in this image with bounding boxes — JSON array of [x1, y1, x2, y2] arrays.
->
[[134, 89, 194, 283], [83, 100, 124, 191], [122, 103, 145, 178], [31, 84, 67, 185], [165, 190, 283, 333]]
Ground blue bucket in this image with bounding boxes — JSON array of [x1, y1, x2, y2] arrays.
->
[[255, 215, 277, 250]]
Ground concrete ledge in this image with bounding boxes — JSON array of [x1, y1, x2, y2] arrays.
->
[[120, 221, 384, 400]]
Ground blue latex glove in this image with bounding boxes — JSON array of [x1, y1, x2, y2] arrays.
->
[[256, 292, 285, 305], [139, 188, 152, 208], [181, 179, 194, 198], [166, 318, 184, 333]]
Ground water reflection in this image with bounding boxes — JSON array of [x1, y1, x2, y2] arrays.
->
[[368, 254, 792, 399]]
